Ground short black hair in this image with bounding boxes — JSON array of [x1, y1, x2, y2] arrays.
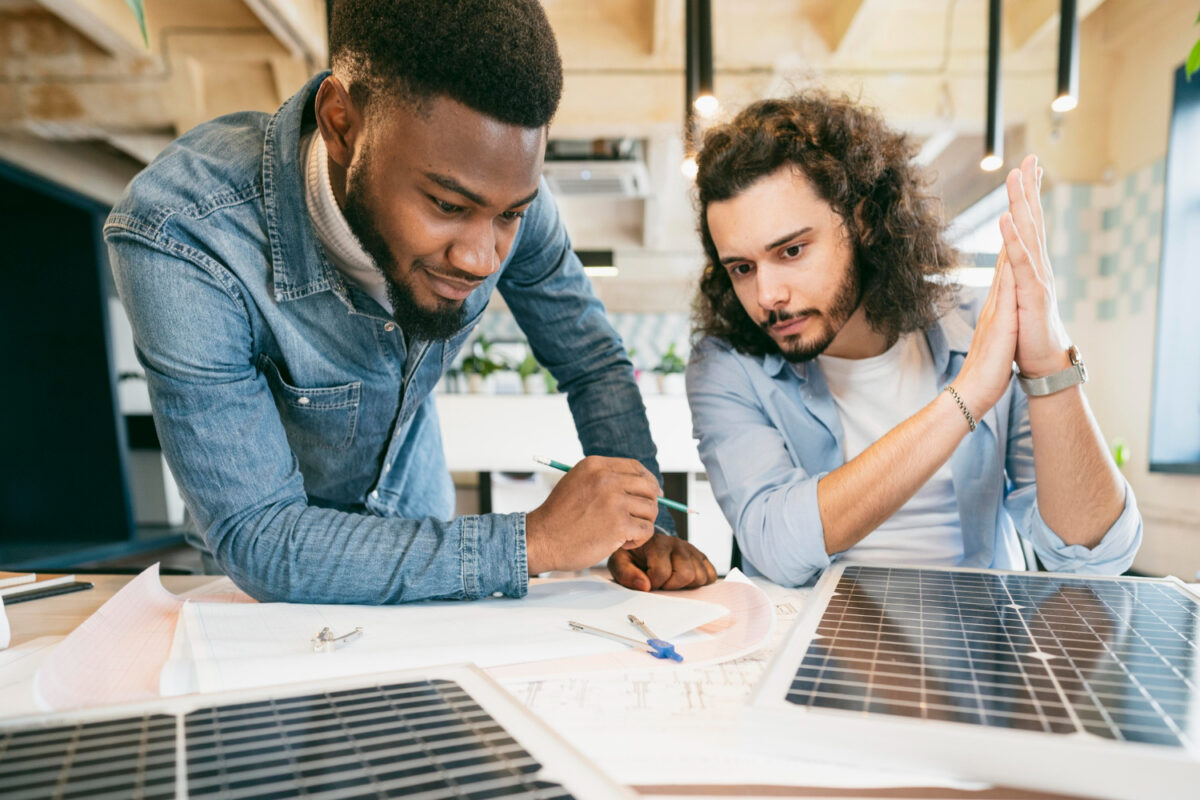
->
[[329, 0, 563, 128]]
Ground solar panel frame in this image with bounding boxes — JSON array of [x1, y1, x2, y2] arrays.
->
[[0, 664, 631, 800], [746, 564, 1200, 800]]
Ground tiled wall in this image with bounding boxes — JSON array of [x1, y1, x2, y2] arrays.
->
[[1045, 157, 1200, 579], [1044, 159, 1165, 325]]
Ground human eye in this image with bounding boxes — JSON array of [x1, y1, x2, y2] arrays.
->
[[782, 242, 805, 259], [431, 196, 465, 215], [499, 209, 527, 222], [728, 262, 753, 277]]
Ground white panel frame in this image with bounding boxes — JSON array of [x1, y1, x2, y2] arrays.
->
[[2, 664, 632, 800], [746, 563, 1200, 800]]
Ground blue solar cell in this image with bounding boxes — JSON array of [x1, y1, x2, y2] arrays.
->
[[783, 566, 1200, 750]]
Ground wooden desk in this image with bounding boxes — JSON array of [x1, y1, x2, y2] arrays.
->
[[4, 574, 220, 649]]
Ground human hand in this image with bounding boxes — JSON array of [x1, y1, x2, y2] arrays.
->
[[1000, 154, 1073, 378], [525, 456, 660, 574], [953, 244, 1018, 418], [608, 532, 718, 591]]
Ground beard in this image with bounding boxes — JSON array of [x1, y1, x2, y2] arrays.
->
[[764, 262, 862, 364], [342, 164, 466, 341]]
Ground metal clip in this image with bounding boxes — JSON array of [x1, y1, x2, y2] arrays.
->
[[312, 626, 363, 653]]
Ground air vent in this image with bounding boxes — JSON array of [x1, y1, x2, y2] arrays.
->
[[542, 160, 651, 198]]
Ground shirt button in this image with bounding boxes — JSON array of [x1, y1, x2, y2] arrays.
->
[[371, 490, 379, 499], [297, 396, 310, 405], [384, 321, 396, 332]]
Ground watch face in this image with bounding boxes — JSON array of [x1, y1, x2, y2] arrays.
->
[[1068, 344, 1083, 365]]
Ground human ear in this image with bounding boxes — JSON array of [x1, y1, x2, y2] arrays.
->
[[313, 75, 361, 169]]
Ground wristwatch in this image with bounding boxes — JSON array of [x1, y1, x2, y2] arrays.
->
[[1017, 345, 1088, 397]]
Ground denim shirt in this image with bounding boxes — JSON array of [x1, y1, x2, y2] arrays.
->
[[686, 293, 1142, 587], [104, 72, 671, 603]]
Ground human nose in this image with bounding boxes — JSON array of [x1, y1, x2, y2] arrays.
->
[[446, 219, 499, 279], [756, 264, 789, 311]]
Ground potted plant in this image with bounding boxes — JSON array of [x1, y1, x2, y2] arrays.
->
[[653, 342, 687, 395], [516, 351, 545, 394], [459, 335, 508, 393]]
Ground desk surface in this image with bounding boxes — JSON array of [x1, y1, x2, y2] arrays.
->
[[4, 574, 219, 649], [2, 574, 1084, 800]]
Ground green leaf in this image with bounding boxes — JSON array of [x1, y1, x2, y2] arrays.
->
[[124, 0, 149, 47], [1188, 39, 1200, 81]]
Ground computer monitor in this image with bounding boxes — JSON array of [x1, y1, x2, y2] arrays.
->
[[1148, 66, 1200, 474], [0, 161, 135, 563]]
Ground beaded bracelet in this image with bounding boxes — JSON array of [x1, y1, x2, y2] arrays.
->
[[944, 385, 977, 432]]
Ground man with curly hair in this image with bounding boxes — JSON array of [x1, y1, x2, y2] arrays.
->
[[105, 0, 716, 603], [687, 93, 1141, 586]]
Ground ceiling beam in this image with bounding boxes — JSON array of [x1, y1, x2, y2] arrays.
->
[[0, 134, 141, 205], [241, 0, 327, 67], [649, 0, 677, 57], [1005, 0, 1105, 54], [35, 0, 147, 58], [810, 0, 868, 55]]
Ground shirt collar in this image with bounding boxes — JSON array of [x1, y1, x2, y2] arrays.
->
[[264, 70, 335, 303], [927, 298, 975, 378]]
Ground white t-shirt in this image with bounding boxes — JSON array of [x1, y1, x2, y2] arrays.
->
[[300, 130, 393, 313], [815, 332, 964, 565]]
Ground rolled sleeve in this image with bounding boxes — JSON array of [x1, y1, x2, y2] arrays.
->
[[465, 512, 530, 599], [1003, 384, 1143, 575], [687, 340, 831, 586], [1026, 483, 1143, 575]]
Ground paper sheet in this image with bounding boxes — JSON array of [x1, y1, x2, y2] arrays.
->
[[0, 596, 9, 650], [0, 636, 64, 719], [176, 578, 728, 695], [488, 569, 774, 680], [499, 579, 978, 790], [34, 564, 183, 711]]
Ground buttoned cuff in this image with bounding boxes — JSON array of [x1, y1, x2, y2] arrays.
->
[[465, 512, 529, 599], [1028, 483, 1143, 575]]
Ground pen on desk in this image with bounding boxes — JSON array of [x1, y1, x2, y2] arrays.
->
[[534, 456, 698, 515], [568, 619, 683, 662]]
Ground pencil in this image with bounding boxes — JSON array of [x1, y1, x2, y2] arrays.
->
[[533, 456, 699, 515]]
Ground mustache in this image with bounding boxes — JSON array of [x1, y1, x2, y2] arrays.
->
[[762, 308, 818, 331], [414, 259, 486, 287]]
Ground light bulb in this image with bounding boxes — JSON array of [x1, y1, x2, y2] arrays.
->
[[681, 155, 698, 181], [693, 94, 719, 118], [980, 154, 1003, 172], [1051, 94, 1078, 113]]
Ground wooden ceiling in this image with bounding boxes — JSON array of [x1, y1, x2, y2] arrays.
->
[[0, 0, 1110, 218]]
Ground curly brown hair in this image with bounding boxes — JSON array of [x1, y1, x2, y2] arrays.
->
[[693, 92, 960, 357]]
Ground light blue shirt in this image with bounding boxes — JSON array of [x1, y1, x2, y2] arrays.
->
[[104, 72, 671, 604], [686, 293, 1142, 587]]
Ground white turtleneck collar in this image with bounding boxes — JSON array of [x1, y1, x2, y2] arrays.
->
[[301, 130, 393, 313]]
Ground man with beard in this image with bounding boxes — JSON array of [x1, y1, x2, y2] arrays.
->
[[686, 94, 1141, 586], [105, 0, 716, 603]]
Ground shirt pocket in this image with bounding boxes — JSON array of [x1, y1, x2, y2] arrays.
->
[[257, 354, 361, 451]]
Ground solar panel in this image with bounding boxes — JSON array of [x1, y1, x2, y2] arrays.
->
[[747, 565, 1200, 800], [0, 665, 630, 800]]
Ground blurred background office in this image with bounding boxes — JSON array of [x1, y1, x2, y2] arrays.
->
[[1, 0, 1196, 579]]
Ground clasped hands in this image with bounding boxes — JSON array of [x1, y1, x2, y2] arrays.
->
[[956, 154, 1075, 417], [525, 455, 717, 591]]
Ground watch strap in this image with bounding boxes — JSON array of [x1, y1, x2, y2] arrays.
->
[[1017, 346, 1088, 397]]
